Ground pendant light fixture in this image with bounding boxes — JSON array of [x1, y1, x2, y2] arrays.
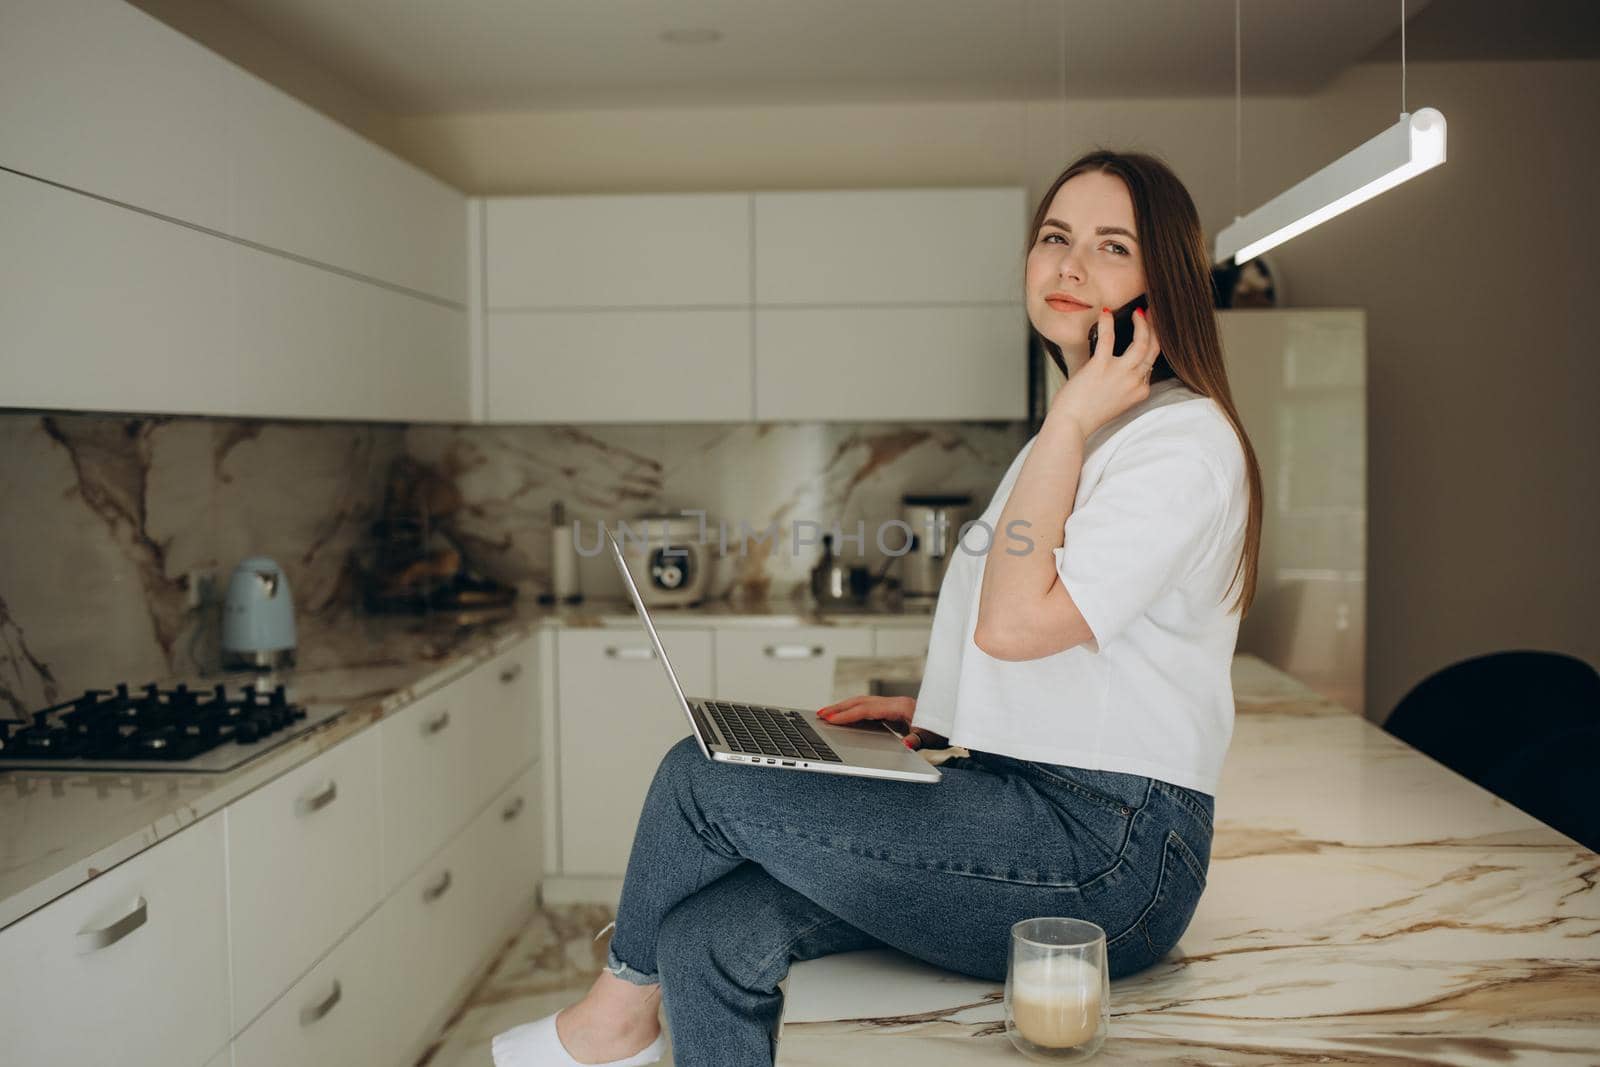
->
[[1213, 0, 1447, 266]]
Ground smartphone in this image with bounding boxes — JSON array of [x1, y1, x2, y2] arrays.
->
[[1087, 293, 1147, 358], [1084, 293, 1174, 382]]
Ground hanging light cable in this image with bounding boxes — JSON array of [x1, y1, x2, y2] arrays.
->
[[1213, 0, 1446, 266]]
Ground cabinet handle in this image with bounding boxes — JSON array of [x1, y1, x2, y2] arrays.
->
[[295, 779, 338, 816], [605, 646, 656, 661], [423, 869, 453, 902], [76, 895, 147, 953], [501, 795, 526, 822], [423, 709, 452, 736], [299, 979, 343, 1027], [764, 644, 825, 660], [499, 662, 524, 684]]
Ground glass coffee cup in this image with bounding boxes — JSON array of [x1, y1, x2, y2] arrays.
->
[[1005, 918, 1109, 1061]]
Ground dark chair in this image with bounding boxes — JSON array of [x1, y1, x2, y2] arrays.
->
[[1384, 650, 1600, 853]]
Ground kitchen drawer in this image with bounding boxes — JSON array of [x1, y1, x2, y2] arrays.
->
[[231, 905, 385, 1067], [557, 628, 714, 875], [379, 814, 484, 1066], [873, 624, 933, 659], [0, 816, 229, 1067], [474, 761, 544, 941], [225, 727, 381, 1030], [714, 626, 874, 709], [469, 638, 541, 808], [380, 674, 476, 893]]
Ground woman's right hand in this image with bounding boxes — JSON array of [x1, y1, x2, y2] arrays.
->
[[815, 695, 949, 750]]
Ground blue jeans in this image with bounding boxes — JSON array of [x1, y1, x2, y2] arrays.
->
[[605, 737, 1214, 1066]]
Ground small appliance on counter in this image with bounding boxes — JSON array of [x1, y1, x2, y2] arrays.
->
[[614, 513, 713, 607], [810, 533, 901, 611], [900, 493, 972, 598], [221, 556, 297, 670]]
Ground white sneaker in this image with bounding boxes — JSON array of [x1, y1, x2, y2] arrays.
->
[[490, 1011, 667, 1067]]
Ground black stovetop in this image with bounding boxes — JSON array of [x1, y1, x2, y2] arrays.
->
[[0, 681, 314, 768]]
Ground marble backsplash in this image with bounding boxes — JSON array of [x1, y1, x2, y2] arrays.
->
[[403, 421, 1028, 606], [0, 413, 1026, 715]]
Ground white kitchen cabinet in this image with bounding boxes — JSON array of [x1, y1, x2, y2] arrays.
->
[[467, 762, 545, 956], [380, 677, 477, 894], [754, 188, 1025, 305], [0, 0, 463, 305], [485, 193, 750, 309], [0, 0, 230, 231], [0, 0, 467, 421], [468, 640, 543, 811], [486, 308, 751, 423], [381, 759, 538, 1066], [713, 627, 874, 709], [873, 623, 933, 659], [224, 65, 466, 304], [0, 168, 238, 415], [225, 727, 382, 1031], [230, 905, 386, 1067], [0, 816, 230, 1067], [379, 811, 484, 1066], [556, 628, 714, 875], [233, 245, 468, 422], [755, 305, 1027, 421], [0, 167, 467, 421]]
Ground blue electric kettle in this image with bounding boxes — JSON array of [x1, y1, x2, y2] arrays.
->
[[221, 556, 297, 670]]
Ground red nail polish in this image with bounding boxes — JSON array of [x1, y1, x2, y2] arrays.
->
[[1102, 306, 1110, 314], [1135, 308, 1145, 318], [903, 737, 915, 748]]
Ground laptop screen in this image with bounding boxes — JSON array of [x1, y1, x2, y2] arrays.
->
[[604, 524, 709, 756]]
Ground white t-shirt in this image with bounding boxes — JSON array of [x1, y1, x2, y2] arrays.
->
[[911, 377, 1249, 795]]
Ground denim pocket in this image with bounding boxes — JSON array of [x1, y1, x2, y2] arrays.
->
[[1136, 829, 1208, 965], [1021, 761, 1149, 818]]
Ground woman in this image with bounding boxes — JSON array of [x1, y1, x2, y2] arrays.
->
[[493, 150, 1263, 1067]]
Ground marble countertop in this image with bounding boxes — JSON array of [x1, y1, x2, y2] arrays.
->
[[0, 594, 937, 933], [775, 653, 1600, 1064]]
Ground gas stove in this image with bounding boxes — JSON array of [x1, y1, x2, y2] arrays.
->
[[0, 681, 346, 773]]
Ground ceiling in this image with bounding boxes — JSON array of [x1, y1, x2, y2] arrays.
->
[[137, 0, 1450, 113]]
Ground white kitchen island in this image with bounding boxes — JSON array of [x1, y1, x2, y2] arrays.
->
[[773, 653, 1600, 1064]]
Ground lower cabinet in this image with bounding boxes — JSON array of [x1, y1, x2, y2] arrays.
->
[[556, 628, 714, 876], [231, 905, 387, 1067], [226, 726, 382, 1030], [479, 761, 545, 939], [381, 756, 542, 1066], [713, 626, 873, 708], [0, 815, 231, 1067]]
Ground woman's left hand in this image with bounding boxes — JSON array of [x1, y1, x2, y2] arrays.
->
[[1049, 305, 1162, 442]]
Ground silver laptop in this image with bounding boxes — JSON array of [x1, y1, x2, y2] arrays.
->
[[604, 526, 940, 784]]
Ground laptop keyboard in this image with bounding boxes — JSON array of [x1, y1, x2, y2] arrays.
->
[[702, 701, 844, 763]]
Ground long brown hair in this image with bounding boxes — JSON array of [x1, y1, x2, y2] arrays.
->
[[1026, 150, 1263, 617]]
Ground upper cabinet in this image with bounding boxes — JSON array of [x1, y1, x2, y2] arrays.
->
[[0, 0, 231, 231], [477, 187, 1027, 424], [753, 188, 1025, 305], [223, 68, 467, 305], [0, 0, 468, 421], [486, 194, 750, 309]]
